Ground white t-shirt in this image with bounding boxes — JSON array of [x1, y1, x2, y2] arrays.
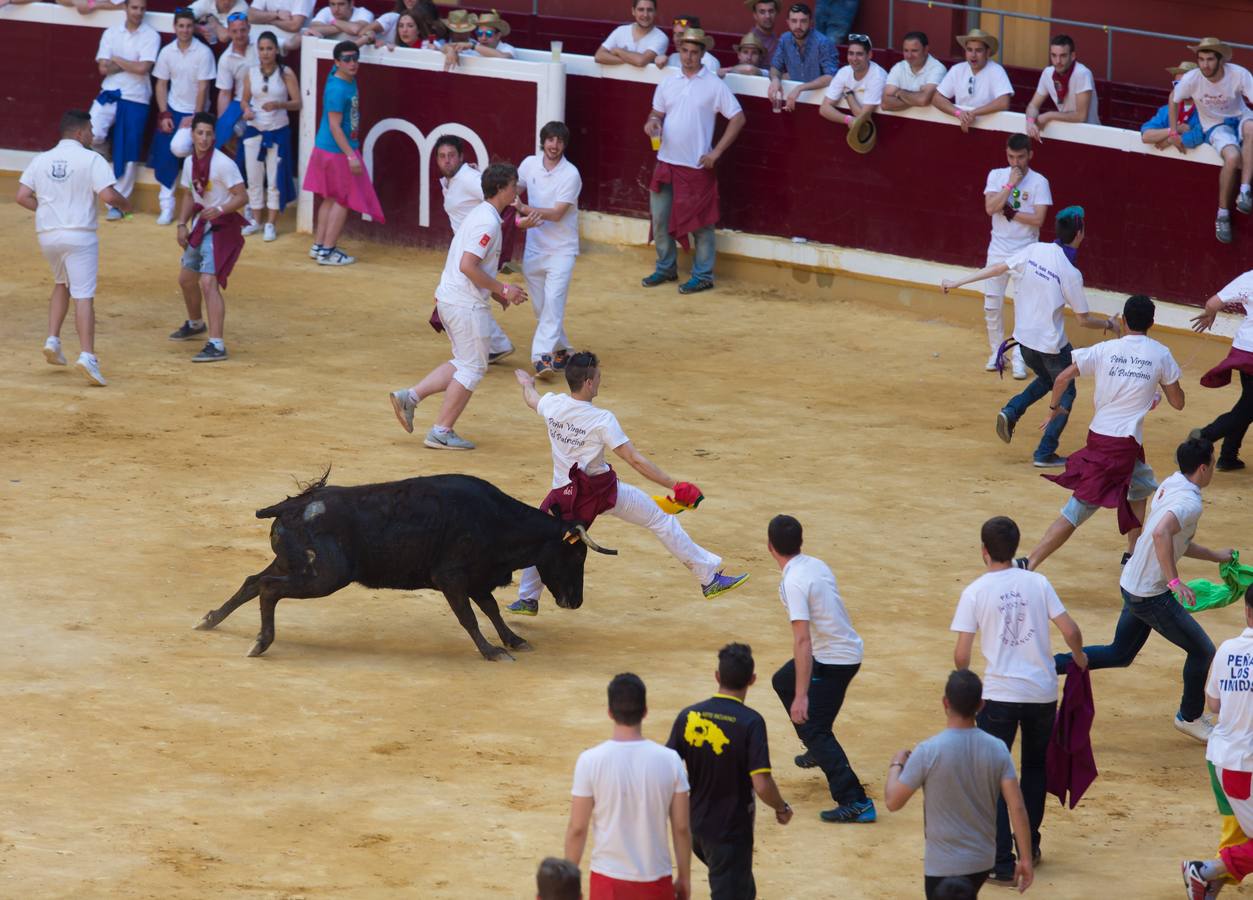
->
[[600, 23, 669, 60], [153, 39, 217, 114], [1036, 62, 1100, 124], [311, 4, 374, 35], [440, 163, 483, 233], [951, 568, 1066, 704], [1173, 64, 1253, 131], [1217, 270, 1253, 353], [1121, 471, 1204, 597], [435, 200, 501, 309], [179, 148, 244, 208], [885, 54, 946, 91], [246, 66, 292, 130], [1006, 242, 1088, 354], [189, 0, 247, 28], [571, 739, 689, 882], [664, 50, 722, 76], [652, 66, 743, 169], [250, 0, 315, 26], [518, 155, 581, 258], [937, 60, 1013, 111], [1072, 334, 1182, 443], [779, 554, 864, 665], [216, 40, 259, 101], [536, 393, 630, 489], [823, 61, 887, 107], [20, 140, 116, 233], [984, 167, 1052, 258], [462, 41, 516, 59], [97, 23, 162, 104], [1207, 629, 1253, 772]]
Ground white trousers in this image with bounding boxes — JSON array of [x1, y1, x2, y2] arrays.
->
[[243, 134, 282, 211], [982, 251, 1012, 353], [516, 480, 722, 601], [158, 183, 176, 213], [487, 314, 512, 355], [523, 251, 575, 360], [437, 301, 490, 391], [89, 98, 116, 146]]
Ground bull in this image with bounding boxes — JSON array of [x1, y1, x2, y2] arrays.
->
[[194, 472, 616, 660]]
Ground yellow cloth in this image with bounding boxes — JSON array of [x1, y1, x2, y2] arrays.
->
[[1219, 815, 1248, 885]]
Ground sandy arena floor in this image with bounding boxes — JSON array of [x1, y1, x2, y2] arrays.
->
[[1, 192, 1251, 899]]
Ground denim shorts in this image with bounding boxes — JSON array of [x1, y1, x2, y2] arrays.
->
[[1061, 458, 1158, 527], [180, 234, 217, 275]]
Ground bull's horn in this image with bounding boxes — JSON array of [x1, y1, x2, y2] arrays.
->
[[573, 525, 618, 556]]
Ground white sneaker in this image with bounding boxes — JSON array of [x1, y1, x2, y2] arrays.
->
[[1174, 712, 1216, 744], [263, 223, 277, 242], [1011, 347, 1029, 380], [156, 209, 174, 226], [43, 340, 66, 366], [985, 351, 999, 372], [243, 206, 257, 226], [75, 354, 107, 386], [241, 222, 261, 236], [318, 247, 356, 266]]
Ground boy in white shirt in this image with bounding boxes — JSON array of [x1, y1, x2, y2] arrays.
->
[[882, 31, 946, 110], [952, 515, 1086, 887], [818, 34, 885, 135], [1025, 34, 1100, 138], [247, 0, 313, 53], [594, 0, 669, 68], [933, 28, 1013, 132], [307, 0, 374, 43], [1191, 268, 1253, 471]]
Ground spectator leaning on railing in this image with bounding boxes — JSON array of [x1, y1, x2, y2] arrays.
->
[[933, 27, 1013, 134], [370, 0, 445, 49], [444, 9, 515, 69], [1169, 37, 1253, 245], [658, 14, 721, 75], [768, 3, 838, 113], [1025, 34, 1100, 140], [307, 0, 376, 46], [819, 33, 884, 139], [744, 0, 779, 58], [721, 32, 767, 78], [1141, 62, 1204, 153], [881, 30, 945, 111], [594, 0, 668, 69], [190, 0, 247, 46], [248, 0, 313, 54]]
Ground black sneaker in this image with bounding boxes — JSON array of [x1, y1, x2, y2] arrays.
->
[[996, 410, 1015, 444], [1217, 457, 1246, 472], [1033, 454, 1067, 468], [986, 871, 1017, 888], [191, 342, 228, 363], [794, 752, 819, 769], [169, 320, 207, 341], [641, 270, 678, 288], [1013, 557, 1029, 570], [818, 799, 875, 823], [487, 347, 515, 365]]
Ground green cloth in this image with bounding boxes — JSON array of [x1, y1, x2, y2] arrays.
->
[[1184, 551, 1253, 614], [1211, 760, 1235, 816]]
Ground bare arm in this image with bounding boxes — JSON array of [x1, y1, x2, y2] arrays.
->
[[563, 795, 594, 866], [155, 78, 171, 115], [15, 184, 38, 212], [1037, 90, 1091, 128], [669, 791, 692, 898], [457, 251, 524, 307], [473, 43, 514, 59], [611, 441, 677, 489], [790, 619, 813, 724], [249, 6, 279, 24], [882, 84, 936, 110], [517, 200, 573, 223], [883, 749, 917, 811], [326, 109, 357, 159], [111, 57, 154, 76], [1074, 310, 1118, 331], [953, 630, 975, 670], [644, 107, 665, 137], [750, 773, 791, 821], [217, 81, 235, 117], [970, 93, 1011, 118], [1162, 380, 1185, 411], [176, 184, 196, 247], [1011, 202, 1050, 230], [281, 68, 302, 110], [931, 91, 959, 116], [1024, 89, 1048, 138], [1051, 611, 1088, 668], [942, 261, 1010, 293], [514, 369, 541, 410], [615, 48, 657, 66], [201, 181, 248, 220], [99, 185, 130, 211], [698, 111, 744, 168], [194, 78, 210, 115], [1002, 777, 1035, 890], [594, 45, 623, 66], [1184, 543, 1235, 564]]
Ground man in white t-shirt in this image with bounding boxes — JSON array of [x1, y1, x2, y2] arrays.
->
[[767, 514, 875, 825], [1025, 34, 1100, 140], [642, 28, 745, 294], [307, 0, 374, 43], [594, 0, 669, 68], [1057, 437, 1232, 744], [17, 110, 131, 387], [169, 113, 248, 363], [190, 0, 248, 45], [389, 164, 529, 451], [818, 34, 885, 136], [150, 10, 217, 225], [1169, 37, 1253, 243], [881, 30, 946, 111], [248, 0, 313, 53], [565, 673, 691, 900], [506, 351, 750, 615], [952, 515, 1086, 887], [944, 206, 1118, 467], [443, 10, 515, 67], [517, 122, 582, 379], [933, 28, 1013, 132], [1182, 596, 1253, 898], [1019, 295, 1185, 571], [90, 0, 160, 220], [1191, 268, 1253, 471]]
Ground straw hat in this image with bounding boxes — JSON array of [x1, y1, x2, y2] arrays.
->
[[676, 27, 715, 51], [955, 27, 999, 57], [733, 31, 766, 53], [846, 115, 877, 154], [1166, 60, 1198, 76], [474, 9, 511, 38], [1187, 36, 1232, 61], [441, 9, 477, 34]]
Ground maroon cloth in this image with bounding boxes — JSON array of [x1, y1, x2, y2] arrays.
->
[[188, 149, 246, 289], [540, 465, 619, 528], [1201, 347, 1253, 389], [1046, 660, 1097, 809], [649, 161, 719, 250], [1051, 64, 1075, 106], [1042, 430, 1145, 533]]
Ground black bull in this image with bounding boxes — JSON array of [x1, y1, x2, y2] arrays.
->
[[194, 473, 616, 660]]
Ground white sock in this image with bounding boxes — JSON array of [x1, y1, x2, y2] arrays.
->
[[189, 318, 205, 328], [407, 388, 419, 405], [46, 336, 61, 347], [78, 351, 97, 363], [209, 338, 224, 351], [1241, 185, 1251, 195], [433, 425, 451, 435], [1218, 208, 1230, 219]]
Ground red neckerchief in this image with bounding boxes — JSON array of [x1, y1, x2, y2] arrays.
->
[[191, 147, 212, 199], [1181, 99, 1195, 121], [1052, 63, 1075, 105]]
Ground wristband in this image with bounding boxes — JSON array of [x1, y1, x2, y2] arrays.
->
[[889, 762, 904, 769], [1026, 116, 1036, 123], [177, 222, 188, 228], [1168, 129, 1179, 137], [844, 114, 853, 125], [1168, 578, 1183, 589], [1002, 184, 1014, 191]]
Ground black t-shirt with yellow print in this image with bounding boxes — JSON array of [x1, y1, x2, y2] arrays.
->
[[665, 694, 772, 843]]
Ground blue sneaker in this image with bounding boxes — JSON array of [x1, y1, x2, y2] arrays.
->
[[506, 598, 538, 616], [819, 799, 876, 823], [701, 571, 749, 599], [641, 270, 678, 288], [678, 276, 714, 295]]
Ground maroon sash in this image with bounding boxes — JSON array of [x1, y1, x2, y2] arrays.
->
[[649, 161, 719, 250], [188, 149, 245, 289], [541, 465, 619, 528], [1201, 347, 1253, 389], [1043, 431, 1145, 533]]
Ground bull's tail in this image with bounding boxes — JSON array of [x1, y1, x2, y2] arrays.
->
[[255, 467, 332, 519]]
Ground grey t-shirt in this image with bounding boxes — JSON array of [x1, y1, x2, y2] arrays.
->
[[899, 727, 1016, 877]]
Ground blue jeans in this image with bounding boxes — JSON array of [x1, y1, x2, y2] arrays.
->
[[1003, 344, 1076, 461], [1054, 587, 1215, 721], [977, 700, 1055, 877], [650, 181, 716, 283], [815, 0, 860, 43]]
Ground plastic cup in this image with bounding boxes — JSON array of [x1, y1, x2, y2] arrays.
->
[[550, 41, 562, 61], [650, 134, 662, 151]]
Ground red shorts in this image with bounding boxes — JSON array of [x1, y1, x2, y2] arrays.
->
[[589, 871, 673, 900]]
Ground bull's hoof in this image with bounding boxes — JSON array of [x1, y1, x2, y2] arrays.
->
[[507, 639, 533, 653], [246, 639, 270, 658], [481, 646, 516, 662], [193, 612, 219, 631]]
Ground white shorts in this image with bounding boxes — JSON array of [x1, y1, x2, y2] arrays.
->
[[436, 301, 491, 391], [38, 230, 99, 300], [1207, 111, 1253, 154]]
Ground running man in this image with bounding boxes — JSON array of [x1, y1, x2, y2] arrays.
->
[[389, 163, 528, 451], [943, 206, 1119, 467], [17, 110, 132, 386], [1191, 268, 1253, 472], [1055, 437, 1232, 743], [506, 351, 749, 615], [1018, 295, 1185, 570]]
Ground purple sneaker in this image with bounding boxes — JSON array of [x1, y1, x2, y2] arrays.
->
[[702, 571, 749, 599]]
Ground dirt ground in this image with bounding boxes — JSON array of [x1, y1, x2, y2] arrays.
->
[[1, 187, 1251, 899]]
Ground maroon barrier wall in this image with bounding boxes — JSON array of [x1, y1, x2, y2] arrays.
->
[[10, 19, 115, 152]]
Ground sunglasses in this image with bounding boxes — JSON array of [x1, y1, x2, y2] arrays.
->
[[847, 32, 871, 48], [474, 28, 496, 39], [227, 11, 247, 21], [672, 17, 689, 27], [967, 74, 975, 93], [337, 53, 359, 62]]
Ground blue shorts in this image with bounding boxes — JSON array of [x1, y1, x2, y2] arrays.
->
[[1061, 459, 1157, 527], [181, 235, 217, 276]]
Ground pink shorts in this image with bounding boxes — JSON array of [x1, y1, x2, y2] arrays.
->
[[301, 147, 385, 221]]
